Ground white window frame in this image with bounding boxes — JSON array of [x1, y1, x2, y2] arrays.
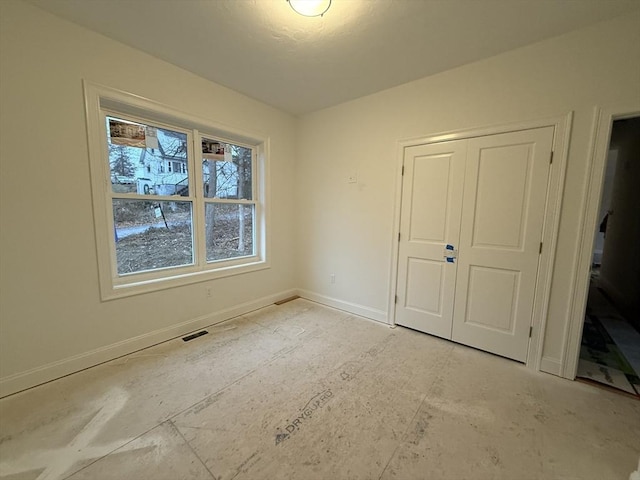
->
[[84, 81, 270, 300]]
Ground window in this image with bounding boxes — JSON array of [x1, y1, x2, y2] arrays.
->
[[84, 83, 268, 299], [201, 138, 254, 261]]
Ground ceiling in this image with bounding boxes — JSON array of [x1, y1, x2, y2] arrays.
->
[[27, 0, 640, 116]]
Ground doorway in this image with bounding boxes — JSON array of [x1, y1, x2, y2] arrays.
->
[[575, 116, 640, 396]]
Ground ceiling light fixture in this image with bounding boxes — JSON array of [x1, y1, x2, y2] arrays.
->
[[287, 0, 331, 17]]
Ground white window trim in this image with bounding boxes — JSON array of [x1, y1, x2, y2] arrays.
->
[[83, 81, 270, 301]]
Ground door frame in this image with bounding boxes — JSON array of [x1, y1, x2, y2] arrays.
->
[[388, 114, 572, 370], [563, 104, 640, 380]]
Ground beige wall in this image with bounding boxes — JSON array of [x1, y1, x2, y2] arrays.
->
[[0, 1, 297, 393], [295, 12, 640, 374], [2, 0, 639, 394]]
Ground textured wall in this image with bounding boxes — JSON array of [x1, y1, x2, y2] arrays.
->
[[0, 0, 297, 392], [295, 11, 640, 374]]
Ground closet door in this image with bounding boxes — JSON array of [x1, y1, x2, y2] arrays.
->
[[395, 140, 466, 338], [451, 127, 554, 361]]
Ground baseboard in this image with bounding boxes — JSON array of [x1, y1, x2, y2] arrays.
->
[[0, 289, 297, 398], [297, 289, 388, 324], [540, 356, 563, 377]]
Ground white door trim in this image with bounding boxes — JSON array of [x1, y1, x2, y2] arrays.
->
[[563, 104, 640, 380], [388, 114, 573, 371]]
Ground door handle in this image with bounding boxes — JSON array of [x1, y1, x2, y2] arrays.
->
[[443, 244, 457, 263]]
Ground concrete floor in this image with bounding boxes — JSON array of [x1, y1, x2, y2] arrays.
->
[[0, 299, 638, 480]]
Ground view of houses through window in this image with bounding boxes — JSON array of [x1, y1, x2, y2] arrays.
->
[[107, 115, 256, 276]]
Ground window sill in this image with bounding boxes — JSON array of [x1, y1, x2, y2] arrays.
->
[[101, 258, 270, 301]]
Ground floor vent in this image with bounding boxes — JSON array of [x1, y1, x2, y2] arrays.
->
[[182, 330, 208, 342], [274, 295, 300, 305]]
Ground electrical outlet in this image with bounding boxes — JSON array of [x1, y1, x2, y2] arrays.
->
[[206, 287, 212, 298], [330, 274, 336, 284]]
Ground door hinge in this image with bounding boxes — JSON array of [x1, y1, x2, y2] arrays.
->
[[539, 242, 543, 254], [395, 295, 398, 304], [401, 165, 405, 176], [550, 151, 554, 164], [529, 326, 533, 338], [398, 232, 401, 242]]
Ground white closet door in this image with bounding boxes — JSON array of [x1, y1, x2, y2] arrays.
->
[[395, 140, 466, 338], [451, 127, 554, 362]]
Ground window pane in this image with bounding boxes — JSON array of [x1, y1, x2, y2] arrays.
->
[[202, 139, 252, 199], [205, 203, 254, 262], [107, 117, 189, 196], [113, 199, 193, 275]]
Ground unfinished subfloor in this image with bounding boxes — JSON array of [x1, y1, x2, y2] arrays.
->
[[1, 299, 638, 480]]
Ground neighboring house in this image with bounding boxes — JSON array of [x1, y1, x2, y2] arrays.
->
[[109, 127, 188, 195], [111, 127, 240, 198], [135, 129, 188, 195], [202, 157, 239, 199]]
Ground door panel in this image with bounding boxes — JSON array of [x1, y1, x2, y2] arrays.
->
[[471, 144, 531, 249], [451, 127, 554, 362], [406, 259, 445, 315], [395, 141, 466, 338], [409, 154, 453, 242], [464, 266, 520, 332]]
